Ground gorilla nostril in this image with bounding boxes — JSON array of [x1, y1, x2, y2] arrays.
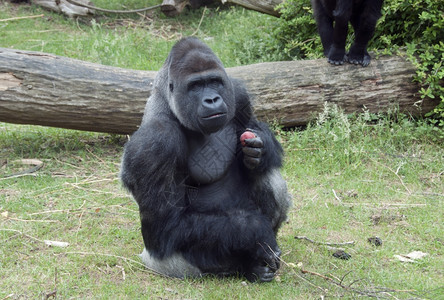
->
[[204, 97, 220, 105]]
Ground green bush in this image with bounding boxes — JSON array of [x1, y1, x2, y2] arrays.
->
[[273, 0, 444, 123], [273, 0, 321, 60], [377, 0, 444, 124]]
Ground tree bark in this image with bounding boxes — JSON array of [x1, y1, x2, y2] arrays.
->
[[222, 0, 282, 16], [0, 48, 438, 135], [160, 0, 282, 17], [31, 0, 95, 18]]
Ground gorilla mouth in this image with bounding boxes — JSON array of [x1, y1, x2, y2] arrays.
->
[[199, 112, 228, 134], [203, 113, 226, 119]]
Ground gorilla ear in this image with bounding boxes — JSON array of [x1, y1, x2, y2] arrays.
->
[[169, 83, 174, 93]]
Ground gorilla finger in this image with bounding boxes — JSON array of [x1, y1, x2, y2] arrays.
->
[[271, 247, 282, 270], [264, 253, 280, 272], [243, 137, 263, 148], [242, 147, 262, 158], [243, 157, 260, 169]]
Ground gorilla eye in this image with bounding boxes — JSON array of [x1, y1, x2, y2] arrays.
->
[[169, 83, 174, 92], [188, 81, 203, 92], [208, 78, 223, 88]]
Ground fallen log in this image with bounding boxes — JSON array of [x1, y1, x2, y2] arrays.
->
[[160, 0, 282, 17], [219, 0, 282, 16], [0, 47, 438, 134], [27, 0, 282, 17], [31, 0, 95, 18]]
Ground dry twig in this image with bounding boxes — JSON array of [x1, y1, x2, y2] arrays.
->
[[295, 236, 355, 247], [370, 158, 412, 195], [298, 264, 418, 298], [65, 0, 162, 14], [332, 189, 343, 204], [191, 6, 207, 36], [0, 14, 44, 22]]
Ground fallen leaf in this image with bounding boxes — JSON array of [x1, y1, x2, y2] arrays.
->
[[44, 240, 69, 248], [394, 251, 428, 262]]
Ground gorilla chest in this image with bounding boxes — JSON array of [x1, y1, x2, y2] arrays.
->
[[187, 126, 237, 185]]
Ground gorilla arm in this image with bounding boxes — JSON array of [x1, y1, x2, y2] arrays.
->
[[239, 119, 291, 233], [230, 79, 290, 232]]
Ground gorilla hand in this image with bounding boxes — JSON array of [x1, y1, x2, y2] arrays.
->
[[246, 243, 281, 283], [240, 130, 264, 170]]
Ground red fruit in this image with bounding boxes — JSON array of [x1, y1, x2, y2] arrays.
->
[[240, 131, 256, 146]]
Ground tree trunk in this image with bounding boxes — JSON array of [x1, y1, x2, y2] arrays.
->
[[31, 0, 95, 18], [160, 0, 282, 17], [222, 0, 282, 16], [0, 48, 438, 135]]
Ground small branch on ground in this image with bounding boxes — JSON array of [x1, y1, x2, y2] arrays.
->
[[0, 14, 44, 22], [295, 236, 355, 247], [65, 0, 162, 14], [283, 260, 420, 299]]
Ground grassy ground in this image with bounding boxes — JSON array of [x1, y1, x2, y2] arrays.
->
[[1, 1, 443, 299], [0, 0, 280, 69]]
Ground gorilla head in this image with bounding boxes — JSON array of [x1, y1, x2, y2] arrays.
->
[[165, 38, 236, 134]]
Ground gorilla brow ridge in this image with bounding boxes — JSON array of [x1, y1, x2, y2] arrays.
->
[[172, 50, 223, 78]]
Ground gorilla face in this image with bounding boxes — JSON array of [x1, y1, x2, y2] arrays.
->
[[167, 47, 235, 134]]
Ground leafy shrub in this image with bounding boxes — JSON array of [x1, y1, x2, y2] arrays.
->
[[376, 0, 444, 124], [272, 0, 444, 123], [273, 0, 321, 60]]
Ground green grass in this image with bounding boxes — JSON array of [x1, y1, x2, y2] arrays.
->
[[1, 2, 444, 299], [1, 112, 442, 299], [0, 0, 280, 69]]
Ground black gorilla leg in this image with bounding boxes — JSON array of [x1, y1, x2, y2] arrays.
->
[[348, 17, 375, 66], [313, 0, 352, 65], [327, 1, 354, 65], [177, 211, 281, 282], [347, 3, 383, 66], [313, 7, 334, 57], [328, 16, 349, 65]]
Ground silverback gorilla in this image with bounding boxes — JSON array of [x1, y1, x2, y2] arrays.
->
[[120, 37, 291, 282], [311, 0, 383, 66]]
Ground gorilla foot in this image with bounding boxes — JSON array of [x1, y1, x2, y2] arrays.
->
[[326, 45, 346, 66], [347, 52, 371, 67], [328, 57, 346, 65], [327, 52, 346, 65]]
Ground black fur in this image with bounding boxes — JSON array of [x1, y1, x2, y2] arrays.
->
[[311, 0, 383, 66], [120, 37, 291, 282]]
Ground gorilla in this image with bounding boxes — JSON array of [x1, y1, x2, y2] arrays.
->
[[311, 0, 383, 66], [120, 37, 291, 282]]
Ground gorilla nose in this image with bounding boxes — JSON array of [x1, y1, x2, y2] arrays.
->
[[203, 96, 221, 107]]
